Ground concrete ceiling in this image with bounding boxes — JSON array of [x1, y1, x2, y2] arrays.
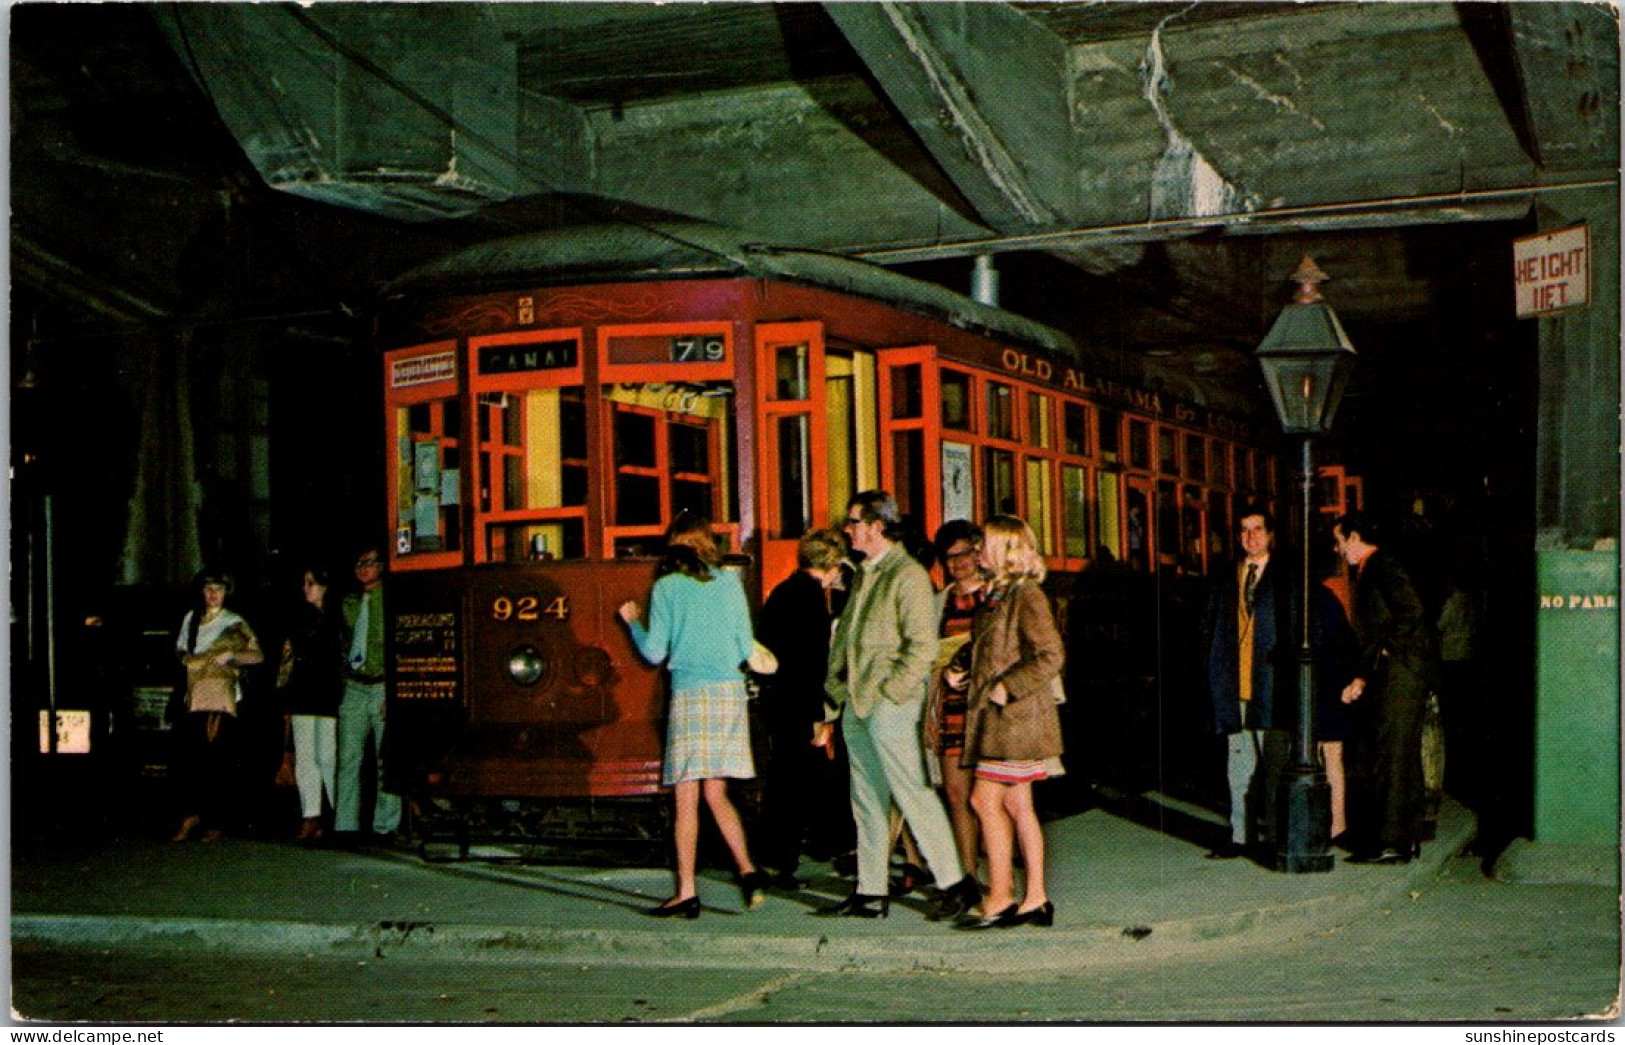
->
[[11, 2, 1621, 392]]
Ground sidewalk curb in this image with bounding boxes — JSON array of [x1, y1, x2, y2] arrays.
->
[[12, 863, 1438, 974]]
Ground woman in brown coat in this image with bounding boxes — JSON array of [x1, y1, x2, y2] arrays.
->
[[946, 515, 1064, 929]]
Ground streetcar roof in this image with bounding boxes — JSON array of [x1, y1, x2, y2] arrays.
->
[[384, 221, 1078, 358]]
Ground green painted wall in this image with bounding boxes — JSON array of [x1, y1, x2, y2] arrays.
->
[[1534, 551, 1620, 845]]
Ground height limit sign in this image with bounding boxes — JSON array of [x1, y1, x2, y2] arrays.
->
[[1514, 224, 1590, 318]]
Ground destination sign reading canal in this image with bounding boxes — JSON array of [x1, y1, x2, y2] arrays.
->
[[477, 339, 579, 375]]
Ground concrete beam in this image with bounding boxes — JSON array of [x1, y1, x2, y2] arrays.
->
[[1506, 3, 1621, 178], [824, 1, 1074, 229]]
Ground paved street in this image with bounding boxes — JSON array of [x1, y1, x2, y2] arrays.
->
[[12, 852, 1619, 1024]]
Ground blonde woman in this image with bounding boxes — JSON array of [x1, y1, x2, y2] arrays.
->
[[945, 516, 1064, 929]]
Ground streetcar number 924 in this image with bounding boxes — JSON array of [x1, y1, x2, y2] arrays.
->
[[491, 595, 570, 622]]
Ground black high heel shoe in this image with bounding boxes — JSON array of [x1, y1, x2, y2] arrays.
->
[[999, 901, 1055, 928], [814, 892, 889, 918], [738, 870, 771, 910], [645, 896, 701, 919], [954, 903, 1016, 931]]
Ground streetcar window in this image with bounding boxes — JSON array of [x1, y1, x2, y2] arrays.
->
[[1186, 435, 1207, 482], [890, 363, 923, 420], [604, 382, 736, 558], [672, 474, 713, 520], [487, 519, 586, 563], [1098, 409, 1121, 464], [1208, 491, 1231, 567], [1181, 485, 1206, 573], [1125, 485, 1148, 570], [775, 343, 810, 401], [1025, 457, 1053, 554], [825, 371, 857, 513], [983, 447, 1017, 517], [469, 387, 591, 563], [987, 382, 1016, 441], [893, 429, 926, 522], [1064, 402, 1090, 457], [1062, 465, 1090, 559], [1158, 429, 1180, 475], [775, 414, 812, 538], [941, 369, 972, 431], [616, 474, 662, 526], [670, 421, 709, 474], [442, 398, 462, 442], [1157, 480, 1180, 559], [1028, 392, 1053, 449], [1127, 420, 1150, 470], [394, 399, 462, 558], [614, 411, 658, 469], [1097, 473, 1123, 565]]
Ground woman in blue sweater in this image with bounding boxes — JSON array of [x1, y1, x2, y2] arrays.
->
[[618, 512, 767, 918]]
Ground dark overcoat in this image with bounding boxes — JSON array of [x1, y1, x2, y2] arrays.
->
[[1200, 557, 1291, 735]]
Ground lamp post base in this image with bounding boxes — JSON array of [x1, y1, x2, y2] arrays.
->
[[1274, 766, 1335, 873]]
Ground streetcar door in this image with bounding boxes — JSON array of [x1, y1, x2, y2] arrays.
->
[[753, 322, 828, 589], [876, 345, 941, 537]]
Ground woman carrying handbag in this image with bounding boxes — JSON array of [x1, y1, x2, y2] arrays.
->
[[171, 569, 264, 843]]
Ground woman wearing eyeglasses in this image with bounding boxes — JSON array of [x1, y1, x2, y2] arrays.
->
[[618, 512, 768, 918], [924, 519, 989, 887], [945, 515, 1064, 929]]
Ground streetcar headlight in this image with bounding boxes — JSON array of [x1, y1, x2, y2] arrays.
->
[[507, 645, 548, 686]]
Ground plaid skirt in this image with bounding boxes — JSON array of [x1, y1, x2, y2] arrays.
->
[[663, 679, 756, 785]]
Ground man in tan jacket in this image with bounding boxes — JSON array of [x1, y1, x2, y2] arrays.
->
[[815, 491, 979, 920]]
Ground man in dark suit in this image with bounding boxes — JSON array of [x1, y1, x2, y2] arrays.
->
[[1199, 508, 1292, 859], [1334, 511, 1440, 865]]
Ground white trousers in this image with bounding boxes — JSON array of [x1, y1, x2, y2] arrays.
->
[[842, 698, 964, 896], [290, 714, 337, 819], [335, 680, 402, 834], [1225, 729, 1264, 845]]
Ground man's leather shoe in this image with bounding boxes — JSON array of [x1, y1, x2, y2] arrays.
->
[[925, 874, 981, 921], [763, 869, 803, 892], [1204, 841, 1244, 860], [1345, 847, 1411, 865], [814, 892, 888, 918]]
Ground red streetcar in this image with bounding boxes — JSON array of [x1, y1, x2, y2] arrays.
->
[[375, 223, 1280, 856]]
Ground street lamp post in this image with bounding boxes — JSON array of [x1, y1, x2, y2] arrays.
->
[[1254, 256, 1358, 874]]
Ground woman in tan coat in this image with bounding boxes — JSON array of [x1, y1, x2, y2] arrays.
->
[[946, 516, 1064, 929]]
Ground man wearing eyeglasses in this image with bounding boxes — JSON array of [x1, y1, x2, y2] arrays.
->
[[814, 491, 979, 920], [335, 543, 402, 845]]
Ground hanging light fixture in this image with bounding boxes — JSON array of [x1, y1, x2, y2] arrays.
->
[[1255, 256, 1358, 435]]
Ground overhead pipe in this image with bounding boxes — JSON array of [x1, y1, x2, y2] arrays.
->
[[847, 177, 1618, 264]]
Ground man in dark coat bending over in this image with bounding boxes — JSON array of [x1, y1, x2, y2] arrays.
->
[[1333, 511, 1440, 865]]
